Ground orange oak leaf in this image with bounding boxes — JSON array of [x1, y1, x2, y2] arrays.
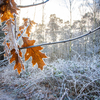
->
[[19, 25, 25, 31], [17, 30, 23, 39], [0, 0, 19, 22], [18, 18, 36, 37], [26, 20, 36, 37], [1, 11, 14, 22], [26, 26, 31, 37], [4, 42, 10, 57], [21, 37, 47, 70], [30, 20, 36, 25], [6, 42, 10, 48], [17, 33, 21, 37], [23, 18, 28, 26], [10, 49, 25, 74], [4, 32, 8, 35]]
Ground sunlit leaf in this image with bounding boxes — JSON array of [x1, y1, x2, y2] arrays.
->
[[21, 37, 47, 70], [10, 49, 25, 74]]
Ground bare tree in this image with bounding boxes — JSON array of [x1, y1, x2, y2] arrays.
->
[[86, 0, 100, 55], [64, 0, 77, 59]]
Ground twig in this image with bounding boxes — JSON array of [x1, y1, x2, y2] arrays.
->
[[75, 78, 100, 100], [0, 23, 6, 29], [79, 90, 100, 97], [0, 59, 8, 66], [60, 88, 70, 100], [0, 26, 100, 55], [0, 38, 4, 42], [14, 14, 17, 39], [0, 24, 30, 56], [19, 26, 100, 50], [0, 51, 5, 56], [17, 24, 30, 42], [0, 18, 14, 30], [17, 0, 49, 8]]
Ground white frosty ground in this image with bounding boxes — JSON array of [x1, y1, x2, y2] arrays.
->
[[0, 90, 14, 100], [0, 55, 100, 99]]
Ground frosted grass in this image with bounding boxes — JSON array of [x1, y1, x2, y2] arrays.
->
[[0, 55, 100, 99]]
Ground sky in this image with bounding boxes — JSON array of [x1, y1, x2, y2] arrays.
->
[[15, 0, 93, 24]]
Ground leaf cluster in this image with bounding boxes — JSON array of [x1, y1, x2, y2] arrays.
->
[[0, 0, 47, 74], [0, 0, 19, 22]]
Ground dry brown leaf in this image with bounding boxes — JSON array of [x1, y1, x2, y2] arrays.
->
[[19, 25, 25, 31], [17, 30, 23, 39], [6, 42, 10, 48], [26, 26, 31, 37], [0, 0, 19, 22], [1, 11, 14, 22], [25, 20, 36, 37], [21, 37, 47, 70], [10, 48, 25, 74], [23, 18, 28, 26], [4, 32, 8, 35]]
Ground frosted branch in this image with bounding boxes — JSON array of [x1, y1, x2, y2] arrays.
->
[[0, 58, 8, 66], [0, 26, 100, 56], [17, 0, 49, 8], [0, 51, 5, 55], [75, 78, 100, 100], [17, 24, 30, 42], [19, 26, 100, 50], [14, 14, 17, 39]]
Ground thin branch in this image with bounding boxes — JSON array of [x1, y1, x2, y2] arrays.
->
[[75, 78, 100, 100], [14, 14, 17, 39], [0, 38, 4, 42], [19, 26, 100, 50], [0, 23, 6, 29], [0, 26, 100, 56], [17, 24, 30, 42], [0, 58, 8, 66], [0, 18, 14, 30], [0, 51, 5, 56], [17, 0, 49, 8], [0, 24, 30, 56]]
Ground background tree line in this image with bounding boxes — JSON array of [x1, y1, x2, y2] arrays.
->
[[31, 9, 100, 62], [0, 0, 100, 62]]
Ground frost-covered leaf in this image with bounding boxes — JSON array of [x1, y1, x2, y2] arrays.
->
[[0, 0, 19, 22], [19, 25, 25, 31], [10, 48, 24, 74], [18, 18, 36, 37], [21, 37, 47, 70], [25, 20, 36, 37], [1, 11, 14, 22], [3, 19, 17, 51]]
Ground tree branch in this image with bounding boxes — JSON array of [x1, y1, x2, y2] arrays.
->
[[0, 26, 100, 56], [14, 14, 17, 39], [17, 24, 30, 42], [0, 51, 5, 56], [17, 0, 49, 8], [19, 26, 100, 50]]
